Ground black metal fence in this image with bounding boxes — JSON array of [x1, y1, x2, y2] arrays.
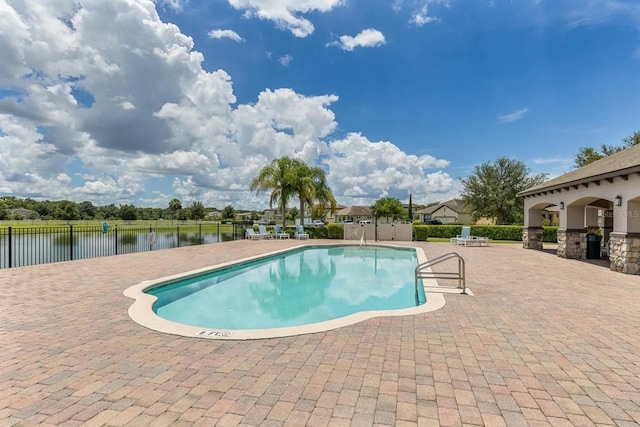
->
[[0, 223, 249, 269]]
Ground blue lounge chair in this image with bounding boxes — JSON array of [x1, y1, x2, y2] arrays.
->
[[294, 225, 309, 240], [258, 225, 273, 239], [451, 226, 489, 246], [274, 225, 290, 239], [450, 226, 471, 245]]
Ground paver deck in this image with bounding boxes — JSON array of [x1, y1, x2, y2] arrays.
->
[[2, 239, 640, 426]]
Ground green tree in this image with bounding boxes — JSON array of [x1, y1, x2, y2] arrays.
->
[[98, 204, 119, 220], [291, 160, 337, 224], [78, 201, 96, 220], [189, 201, 206, 221], [250, 156, 297, 226], [55, 200, 80, 222], [286, 207, 299, 223], [168, 198, 182, 223], [461, 157, 547, 225], [574, 131, 640, 168], [221, 205, 236, 221], [371, 197, 406, 222], [118, 204, 138, 221]]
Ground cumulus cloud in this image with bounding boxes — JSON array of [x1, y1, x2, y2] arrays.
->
[[227, 0, 344, 37], [208, 29, 244, 42], [0, 0, 453, 209], [325, 133, 452, 203], [328, 29, 386, 51], [498, 108, 529, 123]]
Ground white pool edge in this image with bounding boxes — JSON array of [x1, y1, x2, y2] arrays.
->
[[123, 242, 449, 340]]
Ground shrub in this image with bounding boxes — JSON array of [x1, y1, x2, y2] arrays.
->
[[412, 224, 558, 242], [542, 226, 558, 243], [470, 225, 523, 241], [327, 223, 343, 239], [413, 225, 430, 241]]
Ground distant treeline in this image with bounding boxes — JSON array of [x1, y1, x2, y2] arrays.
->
[[0, 196, 258, 222]]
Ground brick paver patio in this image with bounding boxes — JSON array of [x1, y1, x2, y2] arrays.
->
[[2, 239, 640, 426]]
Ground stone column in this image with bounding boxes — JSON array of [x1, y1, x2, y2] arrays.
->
[[557, 229, 587, 259], [523, 227, 544, 250], [609, 233, 640, 275]]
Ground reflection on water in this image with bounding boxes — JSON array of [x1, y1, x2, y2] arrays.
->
[[0, 228, 239, 268], [151, 246, 423, 330], [250, 253, 336, 320]]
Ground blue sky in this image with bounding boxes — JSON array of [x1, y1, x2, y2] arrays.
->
[[0, 0, 639, 209]]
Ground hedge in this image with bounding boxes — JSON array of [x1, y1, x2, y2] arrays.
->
[[254, 223, 558, 242], [413, 225, 557, 243]]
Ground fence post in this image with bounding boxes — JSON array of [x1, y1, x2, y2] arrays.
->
[[115, 225, 118, 255], [70, 225, 74, 261], [217, 222, 220, 242], [177, 225, 180, 247], [199, 223, 202, 245], [8, 226, 12, 268]]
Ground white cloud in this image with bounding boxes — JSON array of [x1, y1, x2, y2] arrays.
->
[[498, 108, 529, 123], [328, 29, 386, 51], [411, 4, 440, 26], [278, 54, 293, 66], [157, 0, 185, 11], [325, 133, 452, 203], [227, 0, 344, 37], [533, 157, 564, 165], [0, 0, 453, 209], [392, 0, 449, 26], [208, 29, 244, 42]]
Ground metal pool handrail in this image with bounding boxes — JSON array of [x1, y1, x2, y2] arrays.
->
[[415, 252, 466, 296]]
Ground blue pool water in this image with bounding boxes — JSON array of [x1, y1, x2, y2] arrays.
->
[[147, 245, 425, 330]]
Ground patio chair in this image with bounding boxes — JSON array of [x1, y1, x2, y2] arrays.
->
[[258, 225, 273, 239], [451, 226, 489, 246], [245, 228, 262, 240], [274, 225, 290, 239], [450, 226, 471, 245], [294, 225, 309, 240]]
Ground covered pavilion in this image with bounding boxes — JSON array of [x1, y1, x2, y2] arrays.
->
[[520, 144, 640, 274]]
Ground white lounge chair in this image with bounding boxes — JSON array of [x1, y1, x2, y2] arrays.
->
[[294, 225, 309, 240], [274, 225, 290, 239], [258, 225, 273, 239], [245, 228, 262, 240]]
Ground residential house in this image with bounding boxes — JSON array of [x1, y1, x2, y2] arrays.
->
[[415, 200, 477, 224], [263, 204, 346, 224], [335, 206, 373, 223]]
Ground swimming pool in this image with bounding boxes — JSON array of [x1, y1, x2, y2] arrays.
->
[[125, 243, 446, 339]]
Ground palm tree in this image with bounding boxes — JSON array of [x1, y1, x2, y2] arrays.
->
[[292, 160, 337, 226], [168, 198, 182, 224], [250, 157, 296, 226], [372, 197, 406, 223], [310, 167, 337, 222]]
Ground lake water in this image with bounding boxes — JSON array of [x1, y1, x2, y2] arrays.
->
[[0, 227, 240, 268]]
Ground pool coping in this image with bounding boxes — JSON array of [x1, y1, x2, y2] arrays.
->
[[123, 242, 450, 340]]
